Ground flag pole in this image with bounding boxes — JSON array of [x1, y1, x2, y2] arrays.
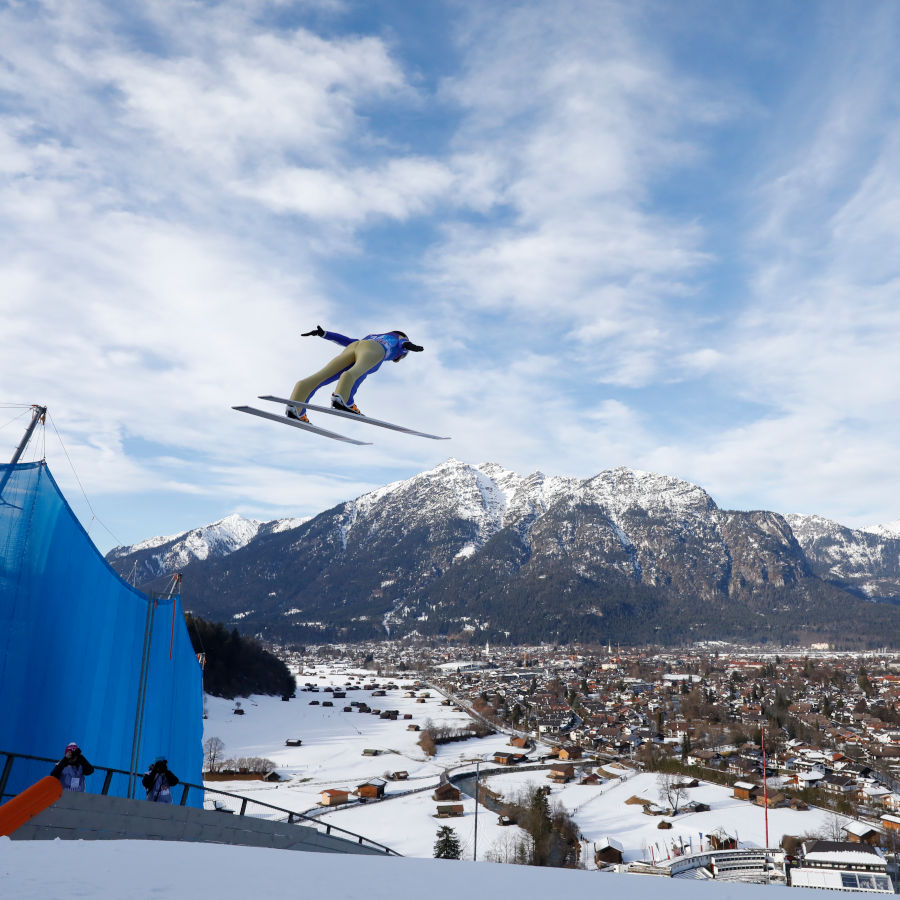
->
[[762, 725, 769, 847]]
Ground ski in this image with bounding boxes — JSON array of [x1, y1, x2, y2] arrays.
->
[[232, 406, 372, 445], [258, 396, 450, 440]]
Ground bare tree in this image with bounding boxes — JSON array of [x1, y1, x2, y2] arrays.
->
[[485, 831, 536, 865], [657, 771, 688, 815], [822, 813, 848, 842], [485, 832, 520, 864], [204, 736, 225, 772]]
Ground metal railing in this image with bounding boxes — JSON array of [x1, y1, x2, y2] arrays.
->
[[0, 749, 399, 855]]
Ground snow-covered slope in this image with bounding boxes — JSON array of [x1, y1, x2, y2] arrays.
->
[[864, 519, 900, 539], [344, 458, 578, 557], [4, 839, 828, 900], [107, 512, 308, 584], [785, 513, 900, 601]]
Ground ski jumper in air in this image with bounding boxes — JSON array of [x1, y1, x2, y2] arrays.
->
[[288, 326, 423, 422]]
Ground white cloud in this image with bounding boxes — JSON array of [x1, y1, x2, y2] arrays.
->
[[423, 2, 718, 391], [236, 157, 456, 222], [677, 348, 724, 376], [3, 0, 900, 548], [644, 409, 900, 528], [99, 28, 407, 170]]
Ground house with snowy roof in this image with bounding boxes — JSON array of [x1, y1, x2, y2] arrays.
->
[[732, 781, 759, 801], [593, 836, 624, 866], [841, 819, 885, 846]]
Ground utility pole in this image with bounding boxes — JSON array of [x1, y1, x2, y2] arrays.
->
[[473, 759, 481, 861]]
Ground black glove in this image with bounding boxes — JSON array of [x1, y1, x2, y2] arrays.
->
[[301, 325, 325, 337], [401, 341, 423, 352]]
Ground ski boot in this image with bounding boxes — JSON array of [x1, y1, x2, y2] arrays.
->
[[331, 393, 362, 415], [285, 405, 310, 424]]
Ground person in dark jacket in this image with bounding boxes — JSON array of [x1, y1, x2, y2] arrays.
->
[[51, 742, 95, 792], [287, 326, 424, 421], [142, 756, 179, 803]]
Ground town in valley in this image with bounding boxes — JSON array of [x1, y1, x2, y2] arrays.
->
[[199, 638, 900, 890]]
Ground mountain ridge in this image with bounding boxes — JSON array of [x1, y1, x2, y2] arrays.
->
[[106, 459, 900, 647]]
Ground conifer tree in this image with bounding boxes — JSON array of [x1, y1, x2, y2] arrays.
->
[[433, 825, 462, 859]]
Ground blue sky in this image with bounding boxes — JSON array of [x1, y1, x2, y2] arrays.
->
[[2, 0, 900, 552]]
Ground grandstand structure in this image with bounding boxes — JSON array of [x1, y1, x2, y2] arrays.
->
[[621, 842, 899, 893], [662, 847, 786, 885]]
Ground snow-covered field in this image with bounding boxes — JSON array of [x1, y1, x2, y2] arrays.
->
[[482, 768, 837, 863], [201, 666, 521, 839], [1, 665, 851, 898], [200, 666, 838, 863]]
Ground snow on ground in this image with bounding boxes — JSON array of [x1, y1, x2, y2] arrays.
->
[[314, 779, 511, 859], [202, 666, 839, 864], [201, 667, 522, 826], [0, 664, 869, 898], [1, 838, 837, 900], [482, 769, 838, 864]]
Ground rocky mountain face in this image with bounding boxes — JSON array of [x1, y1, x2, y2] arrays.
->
[[107, 512, 307, 586], [784, 514, 900, 602], [106, 460, 900, 647]]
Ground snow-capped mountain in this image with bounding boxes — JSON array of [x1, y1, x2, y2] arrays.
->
[[863, 519, 900, 539], [107, 459, 900, 646], [107, 513, 307, 585], [784, 513, 900, 602]]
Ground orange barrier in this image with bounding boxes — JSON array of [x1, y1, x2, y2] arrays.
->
[[0, 775, 63, 836]]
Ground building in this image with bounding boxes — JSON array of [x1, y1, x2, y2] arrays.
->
[[433, 783, 462, 802], [319, 789, 350, 807], [790, 841, 894, 893], [436, 804, 464, 818], [548, 763, 575, 784], [732, 781, 758, 802], [841, 820, 884, 846], [754, 790, 785, 809], [594, 836, 624, 866], [557, 746, 583, 761], [355, 779, 386, 800]]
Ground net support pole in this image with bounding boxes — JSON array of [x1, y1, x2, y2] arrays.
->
[[128, 598, 156, 798], [0, 405, 46, 499]]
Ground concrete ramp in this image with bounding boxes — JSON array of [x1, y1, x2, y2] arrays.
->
[[11, 791, 393, 855]]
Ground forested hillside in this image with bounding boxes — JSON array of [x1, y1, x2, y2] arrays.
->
[[186, 614, 295, 699]]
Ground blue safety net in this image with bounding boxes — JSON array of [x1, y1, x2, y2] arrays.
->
[[0, 462, 203, 803]]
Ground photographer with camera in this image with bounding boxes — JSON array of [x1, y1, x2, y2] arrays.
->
[[51, 742, 95, 792], [142, 755, 179, 803]]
